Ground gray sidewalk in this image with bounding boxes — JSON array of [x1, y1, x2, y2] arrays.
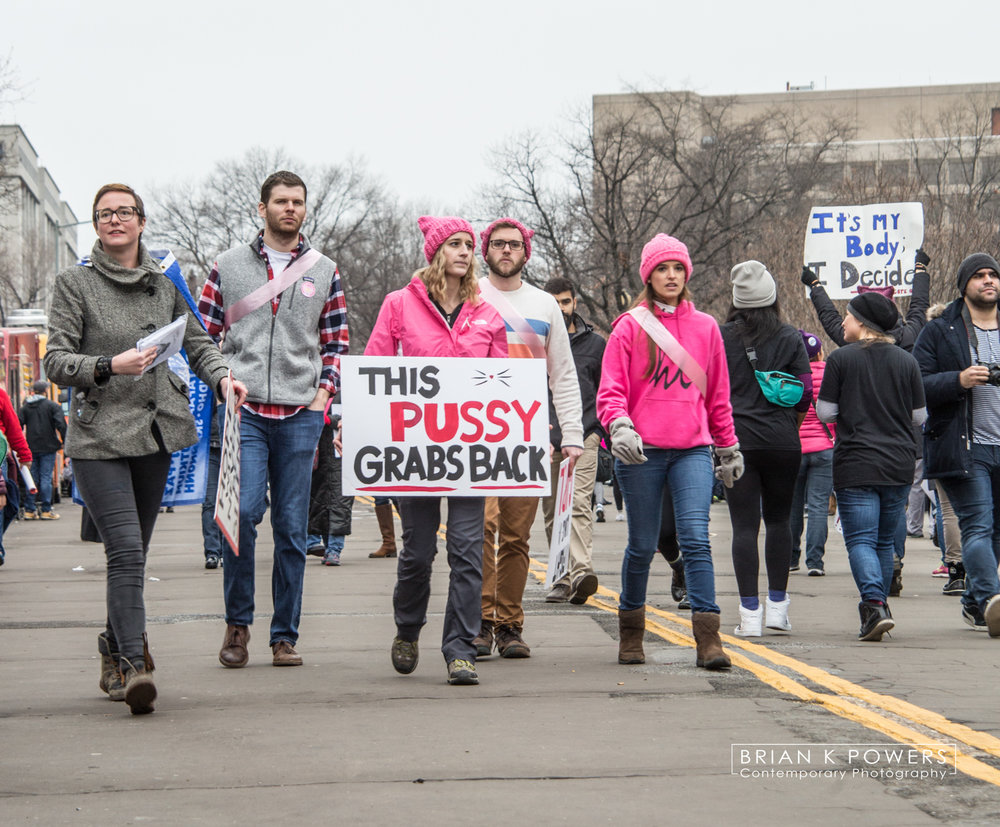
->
[[2, 500, 999, 825]]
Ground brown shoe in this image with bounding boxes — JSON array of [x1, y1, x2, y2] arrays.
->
[[474, 620, 494, 656], [120, 656, 156, 715], [545, 582, 571, 603], [219, 624, 250, 668], [272, 640, 303, 666], [97, 632, 125, 701], [618, 607, 645, 664], [692, 612, 731, 670], [495, 624, 531, 658], [569, 572, 599, 605], [39, 510, 60, 520], [369, 503, 398, 558]]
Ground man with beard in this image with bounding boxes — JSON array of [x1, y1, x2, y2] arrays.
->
[[199, 171, 349, 668], [475, 219, 584, 658], [914, 253, 1000, 635], [541, 277, 606, 605]]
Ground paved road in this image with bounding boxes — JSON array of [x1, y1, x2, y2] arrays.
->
[[2, 499, 999, 825]]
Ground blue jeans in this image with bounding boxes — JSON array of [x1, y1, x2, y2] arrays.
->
[[0, 462, 19, 554], [939, 443, 1000, 610], [26, 452, 56, 513], [202, 444, 223, 558], [790, 449, 833, 571], [837, 484, 909, 602], [616, 447, 719, 613], [307, 533, 344, 554], [223, 407, 325, 646]]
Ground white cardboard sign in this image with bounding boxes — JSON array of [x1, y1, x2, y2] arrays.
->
[[803, 202, 924, 299], [340, 356, 550, 497], [214, 372, 241, 555], [544, 458, 574, 588]]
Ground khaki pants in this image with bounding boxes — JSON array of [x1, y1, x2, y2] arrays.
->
[[481, 495, 540, 629], [541, 432, 601, 587]]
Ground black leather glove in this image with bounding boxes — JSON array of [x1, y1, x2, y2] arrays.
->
[[801, 266, 820, 287], [915, 248, 930, 268]]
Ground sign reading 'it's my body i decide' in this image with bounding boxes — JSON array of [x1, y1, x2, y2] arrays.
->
[[803, 202, 924, 299], [340, 356, 550, 497]]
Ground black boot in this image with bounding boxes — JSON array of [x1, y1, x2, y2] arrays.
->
[[889, 558, 903, 597], [943, 562, 965, 596], [858, 600, 894, 641]]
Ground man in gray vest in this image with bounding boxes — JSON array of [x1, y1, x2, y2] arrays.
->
[[199, 170, 349, 668]]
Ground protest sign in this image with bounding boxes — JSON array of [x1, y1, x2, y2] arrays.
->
[[544, 458, 574, 589], [214, 371, 241, 555], [341, 356, 550, 497], [803, 202, 924, 299]]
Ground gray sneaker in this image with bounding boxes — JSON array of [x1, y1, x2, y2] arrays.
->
[[447, 659, 479, 685], [546, 582, 571, 603]]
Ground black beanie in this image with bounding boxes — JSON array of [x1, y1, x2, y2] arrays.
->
[[957, 253, 1000, 296], [847, 292, 899, 335]]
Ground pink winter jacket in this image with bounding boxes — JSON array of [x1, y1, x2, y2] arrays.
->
[[365, 275, 508, 358], [798, 360, 835, 454], [597, 300, 737, 451]]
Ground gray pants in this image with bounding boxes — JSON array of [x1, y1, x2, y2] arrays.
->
[[394, 497, 485, 663]]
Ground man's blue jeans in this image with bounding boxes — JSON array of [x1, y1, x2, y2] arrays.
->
[[616, 447, 719, 614], [837, 484, 909, 602], [26, 452, 56, 513], [222, 407, 325, 646], [790, 449, 833, 571], [939, 443, 1000, 610]]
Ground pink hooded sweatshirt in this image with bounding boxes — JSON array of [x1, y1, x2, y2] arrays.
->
[[597, 300, 737, 451], [798, 360, 835, 454], [365, 275, 508, 358]]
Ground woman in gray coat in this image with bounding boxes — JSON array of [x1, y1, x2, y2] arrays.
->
[[43, 183, 247, 715]]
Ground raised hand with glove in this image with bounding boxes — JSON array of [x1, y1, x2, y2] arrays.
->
[[610, 416, 647, 465], [714, 443, 744, 488]]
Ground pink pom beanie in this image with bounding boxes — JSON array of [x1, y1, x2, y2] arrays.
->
[[417, 216, 476, 263], [480, 217, 534, 261], [639, 234, 692, 284]]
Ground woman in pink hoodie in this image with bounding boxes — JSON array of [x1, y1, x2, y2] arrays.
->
[[365, 216, 507, 687], [597, 233, 742, 670]]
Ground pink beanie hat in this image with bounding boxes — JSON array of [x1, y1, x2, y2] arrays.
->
[[480, 217, 534, 261], [639, 234, 693, 284], [417, 216, 476, 263]]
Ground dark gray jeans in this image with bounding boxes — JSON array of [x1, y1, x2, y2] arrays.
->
[[394, 497, 485, 663], [74, 452, 171, 667]]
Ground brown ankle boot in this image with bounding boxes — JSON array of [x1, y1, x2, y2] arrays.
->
[[692, 612, 731, 670], [97, 632, 125, 701], [120, 636, 157, 716], [618, 607, 646, 664], [369, 504, 398, 558]]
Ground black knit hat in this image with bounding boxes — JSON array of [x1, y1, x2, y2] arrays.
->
[[847, 292, 899, 335], [957, 253, 1000, 296]]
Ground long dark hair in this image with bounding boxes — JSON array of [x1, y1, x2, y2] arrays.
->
[[726, 301, 783, 346]]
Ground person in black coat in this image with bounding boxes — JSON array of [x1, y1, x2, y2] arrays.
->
[[19, 380, 67, 520]]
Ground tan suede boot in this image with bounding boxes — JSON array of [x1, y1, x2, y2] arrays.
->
[[120, 634, 157, 715], [369, 504, 398, 558], [692, 612, 731, 670], [618, 607, 646, 664], [97, 632, 125, 701]]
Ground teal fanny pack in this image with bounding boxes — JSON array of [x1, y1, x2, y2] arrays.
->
[[745, 345, 804, 407]]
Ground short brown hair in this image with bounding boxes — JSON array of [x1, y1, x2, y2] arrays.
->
[[92, 183, 144, 228], [260, 171, 307, 205]]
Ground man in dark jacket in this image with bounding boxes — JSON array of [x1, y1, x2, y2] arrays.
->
[[913, 252, 1000, 636], [541, 277, 606, 605], [19, 380, 66, 520]]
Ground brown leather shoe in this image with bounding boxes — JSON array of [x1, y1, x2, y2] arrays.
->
[[272, 640, 303, 666], [219, 624, 250, 668]]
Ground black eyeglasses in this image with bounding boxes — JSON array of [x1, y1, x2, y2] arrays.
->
[[489, 239, 524, 251], [95, 207, 142, 224]]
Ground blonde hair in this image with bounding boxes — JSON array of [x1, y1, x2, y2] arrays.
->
[[630, 281, 692, 379], [415, 242, 481, 306]]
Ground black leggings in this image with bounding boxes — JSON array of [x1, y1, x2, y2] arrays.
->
[[725, 449, 801, 598], [74, 452, 172, 666]]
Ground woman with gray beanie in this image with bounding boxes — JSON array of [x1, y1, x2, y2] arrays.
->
[[817, 292, 926, 641], [720, 261, 812, 637]]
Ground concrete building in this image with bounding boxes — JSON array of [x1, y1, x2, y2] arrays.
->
[[0, 124, 79, 319]]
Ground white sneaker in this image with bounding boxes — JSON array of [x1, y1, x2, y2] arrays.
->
[[734, 603, 763, 637], [765, 596, 792, 632], [615, 513, 624, 522]]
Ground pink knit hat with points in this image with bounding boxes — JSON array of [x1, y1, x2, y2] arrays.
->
[[417, 216, 476, 263], [480, 217, 533, 261], [640, 234, 693, 283]]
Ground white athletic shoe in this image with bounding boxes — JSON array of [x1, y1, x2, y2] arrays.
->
[[765, 596, 792, 632], [734, 603, 763, 637]]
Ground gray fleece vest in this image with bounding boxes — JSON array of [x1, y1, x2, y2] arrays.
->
[[216, 240, 336, 406]]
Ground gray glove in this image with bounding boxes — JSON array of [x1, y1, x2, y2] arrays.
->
[[610, 416, 647, 465], [714, 443, 744, 488]]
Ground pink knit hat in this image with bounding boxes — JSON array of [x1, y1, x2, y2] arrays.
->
[[857, 284, 895, 301], [480, 217, 534, 261], [417, 216, 476, 263], [640, 234, 693, 284]]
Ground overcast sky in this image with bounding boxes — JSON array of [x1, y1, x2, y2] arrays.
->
[[2, 0, 997, 252]]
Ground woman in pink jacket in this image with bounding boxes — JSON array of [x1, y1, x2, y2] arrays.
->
[[597, 233, 742, 670], [365, 216, 507, 686]]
